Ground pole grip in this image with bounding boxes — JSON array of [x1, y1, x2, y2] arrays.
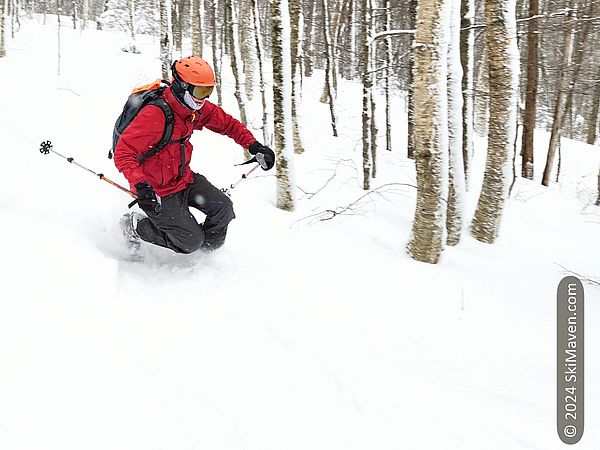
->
[[128, 199, 138, 209]]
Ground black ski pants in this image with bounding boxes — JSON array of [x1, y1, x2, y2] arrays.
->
[[136, 173, 235, 253]]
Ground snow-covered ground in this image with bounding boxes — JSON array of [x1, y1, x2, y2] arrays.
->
[[1, 18, 599, 450]]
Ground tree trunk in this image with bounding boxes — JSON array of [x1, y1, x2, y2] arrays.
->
[[349, 0, 358, 80], [561, 14, 592, 146], [271, 0, 296, 211], [446, 0, 465, 246], [71, 0, 77, 29], [368, 0, 376, 177], [303, 0, 316, 78], [240, 0, 255, 100], [460, 0, 474, 188], [128, 0, 136, 42], [470, 0, 519, 244], [520, 0, 539, 180], [587, 66, 600, 145], [251, 0, 271, 146], [384, 0, 392, 151], [171, 0, 182, 53], [407, 0, 417, 159], [360, 0, 371, 189], [0, 0, 6, 57], [81, 0, 88, 29], [370, 90, 377, 178], [555, 138, 562, 183], [333, 0, 351, 81], [211, 0, 222, 105], [321, 0, 338, 137], [159, 0, 171, 80], [57, 0, 62, 76], [473, 43, 489, 136], [289, 0, 304, 154], [192, 0, 203, 56], [596, 166, 600, 206], [541, 0, 575, 187], [226, 0, 248, 125], [407, 0, 450, 264]]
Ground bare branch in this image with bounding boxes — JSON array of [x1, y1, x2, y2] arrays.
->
[[555, 263, 600, 287], [294, 183, 418, 226]]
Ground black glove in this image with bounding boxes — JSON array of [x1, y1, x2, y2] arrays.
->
[[248, 141, 275, 170], [135, 182, 161, 214]]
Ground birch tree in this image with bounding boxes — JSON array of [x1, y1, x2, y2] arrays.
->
[[191, 0, 203, 56], [596, 167, 600, 206], [240, 0, 255, 100], [384, 0, 392, 152], [272, 0, 296, 211], [473, 43, 489, 137], [541, 0, 575, 186], [520, 0, 539, 180], [470, 0, 519, 244], [360, 0, 372, 189], [81, 0, 88, 29], [460, 0, 474, 188], [303, 0, 317, 78], [126, 0, 139, 52], [407, 0, 418, 159], [588, 65, 600, 145], [321, 0, 338, 137], [407, 0, 450, 264], [0, 0, 6, 58], [251, 0, 271, 145], [226, 0, 249, 125], [446, 0, 465, 246], [171, 0, 184, 53], [57, 0, 63, 76], [211, 0, 222, 105], [289, 0, 304, 154], [159, 0, 171, 79], [368, 0, 377, 179]]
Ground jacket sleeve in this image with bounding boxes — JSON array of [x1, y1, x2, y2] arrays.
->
[[113, 105, 165, 187], [198, 101, 257, 149]]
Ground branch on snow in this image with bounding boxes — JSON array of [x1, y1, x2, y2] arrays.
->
[[294, 183, 417, 225], [297, 158, 358, 200], [555, 263, 600, 287]]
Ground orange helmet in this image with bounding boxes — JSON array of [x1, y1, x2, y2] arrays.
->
[[172, 56, 216, 86]]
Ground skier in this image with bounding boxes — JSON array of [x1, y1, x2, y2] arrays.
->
[[115, 56, 275, 254]]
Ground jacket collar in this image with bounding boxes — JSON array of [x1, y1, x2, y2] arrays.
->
[[164, 86, 197, 119]]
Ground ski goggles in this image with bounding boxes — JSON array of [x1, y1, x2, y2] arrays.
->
[[190, 84, 214, 100]]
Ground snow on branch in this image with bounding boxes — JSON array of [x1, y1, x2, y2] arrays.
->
[[369, 30, 415, 46], [464, 8, 575, 31]]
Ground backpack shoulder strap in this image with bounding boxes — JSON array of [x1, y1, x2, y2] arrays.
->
[[137, 97, 175, 164]]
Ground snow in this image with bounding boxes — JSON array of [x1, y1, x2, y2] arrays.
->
[[1, 17, 599, 450]]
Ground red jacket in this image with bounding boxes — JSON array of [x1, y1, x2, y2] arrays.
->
[[114, 87, 256, 197]]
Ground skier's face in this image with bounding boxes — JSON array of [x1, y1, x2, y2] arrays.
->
[[182, 91, 206, 111]]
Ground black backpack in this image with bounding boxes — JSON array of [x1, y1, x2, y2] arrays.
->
[[109, 79, 175, 163]]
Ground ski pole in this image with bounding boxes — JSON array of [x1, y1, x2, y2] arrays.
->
[[39, 140, 139, 208], [222, 163, 261, 196]]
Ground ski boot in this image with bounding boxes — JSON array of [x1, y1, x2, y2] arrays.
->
[[120, 212, 145, 261]]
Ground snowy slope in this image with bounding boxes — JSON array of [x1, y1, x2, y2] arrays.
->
[[1, 18, 599, 450]]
